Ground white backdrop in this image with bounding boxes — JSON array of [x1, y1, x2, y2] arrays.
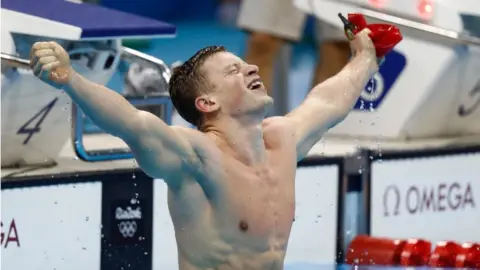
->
[[1, 182, 102, 270], [371, 152, 480, 244]]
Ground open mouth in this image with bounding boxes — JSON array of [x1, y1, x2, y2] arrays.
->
[[247, 78, 263, 90]]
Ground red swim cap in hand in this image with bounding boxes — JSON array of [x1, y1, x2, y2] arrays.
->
[[347, 13, 403, 58]]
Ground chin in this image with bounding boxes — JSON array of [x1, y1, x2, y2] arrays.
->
[[261, 96, 274, 114], [264, 96, 274, 106]]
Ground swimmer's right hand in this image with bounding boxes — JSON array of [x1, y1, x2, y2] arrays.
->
[[29, 41, 72, 88]]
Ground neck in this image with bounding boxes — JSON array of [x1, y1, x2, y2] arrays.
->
[[202, 115, 266, 166]]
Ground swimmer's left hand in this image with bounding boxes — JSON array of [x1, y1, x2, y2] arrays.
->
[[349, 29, 377, 59]]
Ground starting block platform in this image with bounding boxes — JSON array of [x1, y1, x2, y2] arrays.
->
[[2, 0, 176, 40]]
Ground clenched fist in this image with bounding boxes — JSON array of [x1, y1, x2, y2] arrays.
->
[[29, 41, 72, 87], [349, 29, 376, 59]]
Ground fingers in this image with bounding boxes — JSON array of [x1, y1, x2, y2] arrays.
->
[[352, 28, 371, 41], [29, 42, 60, 67], [30, 42, 50, 67], [43, 61, 61, 72], [30, 49, 55, 69], [360, 28, 372, 36], [30, 42, 64, 77], [33, 56, 56, 76]]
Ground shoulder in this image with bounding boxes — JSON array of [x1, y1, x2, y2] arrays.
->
[[171, 126, 216, 149], [262, 116, 295, 134], [262, 116, 296, 146]]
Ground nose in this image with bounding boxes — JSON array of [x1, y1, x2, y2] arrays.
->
[[246, 64, 259, 76]]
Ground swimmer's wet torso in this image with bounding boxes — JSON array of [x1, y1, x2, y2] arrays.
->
[[30, 28, 381, 270], [170, 118, 297, 270]]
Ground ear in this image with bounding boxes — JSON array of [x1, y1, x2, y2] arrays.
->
[[195, 95, 219, 114]]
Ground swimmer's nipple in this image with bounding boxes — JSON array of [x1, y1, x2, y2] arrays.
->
[[239, 220, 249, 232]]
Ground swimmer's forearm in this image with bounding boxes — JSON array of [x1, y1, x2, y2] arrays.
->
[[64, 69, 141, 139], [309, 52, 378, 116]]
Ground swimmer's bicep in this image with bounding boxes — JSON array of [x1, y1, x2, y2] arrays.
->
[[286, 97, 343, 160], [125, 111, 202, 176]]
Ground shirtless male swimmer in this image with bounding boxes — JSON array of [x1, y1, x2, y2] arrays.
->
[[30, 28, 378, 270]]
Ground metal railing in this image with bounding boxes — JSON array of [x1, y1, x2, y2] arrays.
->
[[360, 9, 480, 47], [1, 53, 31, 69], [318, 0, 480, 47]]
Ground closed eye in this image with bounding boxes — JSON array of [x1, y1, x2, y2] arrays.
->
[[227, 68, 239, 75], [225, 63, 241, 75]]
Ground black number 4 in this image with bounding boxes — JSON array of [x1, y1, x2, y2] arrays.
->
[[17, 97, 59, 145]]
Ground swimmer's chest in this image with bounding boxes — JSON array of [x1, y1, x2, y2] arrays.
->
[[212, 148, 297, 240]]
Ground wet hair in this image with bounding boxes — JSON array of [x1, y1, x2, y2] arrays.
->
[[169, 46, 227, 126]]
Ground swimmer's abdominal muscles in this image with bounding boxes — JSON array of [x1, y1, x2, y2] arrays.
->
[[29, 41, 205, 187], [286, 29, 378, 160]]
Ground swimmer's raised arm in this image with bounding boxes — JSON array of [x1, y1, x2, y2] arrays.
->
[[30, 42, 205, 184], [286, 29, 379, 161]]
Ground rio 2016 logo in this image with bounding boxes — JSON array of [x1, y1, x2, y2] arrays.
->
[[354, 50, 407, 111]]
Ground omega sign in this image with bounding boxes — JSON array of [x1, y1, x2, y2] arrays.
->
[[383, 182, 476, 216]]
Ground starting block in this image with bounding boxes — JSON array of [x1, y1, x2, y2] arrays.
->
[[1, 0, 176, 168]]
